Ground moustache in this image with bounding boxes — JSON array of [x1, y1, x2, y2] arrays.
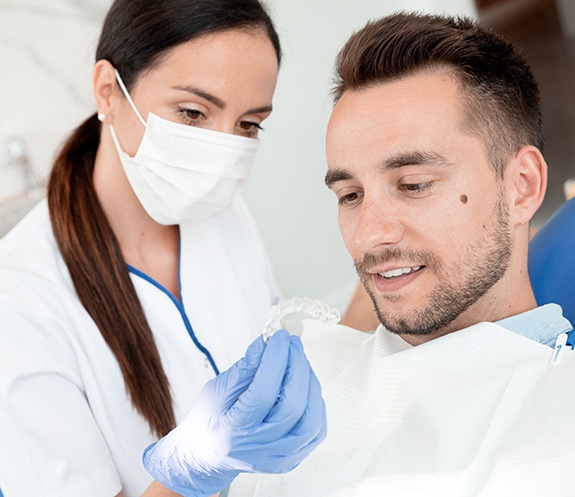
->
[[354, 248, 441, 276]]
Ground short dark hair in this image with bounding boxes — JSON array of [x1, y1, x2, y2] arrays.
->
[[332, 12, 543, 176]]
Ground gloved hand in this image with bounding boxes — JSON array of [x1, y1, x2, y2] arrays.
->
[[142, 329, 327, 497]]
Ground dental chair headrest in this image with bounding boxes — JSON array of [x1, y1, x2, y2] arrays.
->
[[529, 197, 575, 329]]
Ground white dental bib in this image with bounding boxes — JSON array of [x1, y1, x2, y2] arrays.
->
[[231, 320, 575, 497]]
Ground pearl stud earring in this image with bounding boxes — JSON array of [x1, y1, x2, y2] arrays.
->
[[97, 113, 106, 122]]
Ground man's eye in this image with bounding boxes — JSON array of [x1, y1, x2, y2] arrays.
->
[[338, 191, 363, 206], [399, 182, 432, 194]]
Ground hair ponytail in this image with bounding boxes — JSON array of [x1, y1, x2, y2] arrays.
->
[[47, 114, 175, 437], [46, 0, 280, 439]]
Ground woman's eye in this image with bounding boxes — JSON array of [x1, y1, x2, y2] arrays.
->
[[178, 108, 206, 124], [238, 120, 264, 137], [338, 191, 363, 206]]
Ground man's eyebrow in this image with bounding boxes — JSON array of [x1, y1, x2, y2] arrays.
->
[[382, 150, 451, 170], [325, 150, 451, 188], [325, 168, 354, 188], [171, 85, 273, 114]]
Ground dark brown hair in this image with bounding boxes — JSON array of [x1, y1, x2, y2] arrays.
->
[[332, 12, 543, 177], [48, 0, 281, 438]]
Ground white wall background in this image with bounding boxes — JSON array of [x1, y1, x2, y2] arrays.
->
[[0, 0, 477, 311]]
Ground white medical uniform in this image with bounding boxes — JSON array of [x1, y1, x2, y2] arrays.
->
[[231, 320, 575, 497], [0, 198, 280, 497]]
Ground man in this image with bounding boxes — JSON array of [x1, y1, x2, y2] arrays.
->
[[326, 11, 550, 346], [227, 11, 575, 496], [144, 12, 575, 497]]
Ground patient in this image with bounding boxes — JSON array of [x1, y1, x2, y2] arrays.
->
[[146, 12, 575, 496], [229, 11, 575, 495]]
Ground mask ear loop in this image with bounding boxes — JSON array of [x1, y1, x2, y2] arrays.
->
[[114, 68, 147, 128]]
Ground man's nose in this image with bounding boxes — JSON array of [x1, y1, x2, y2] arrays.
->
[[349, 196, 405, 252]]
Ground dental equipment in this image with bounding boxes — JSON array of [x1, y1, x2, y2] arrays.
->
[[262, 297, 341, 342]]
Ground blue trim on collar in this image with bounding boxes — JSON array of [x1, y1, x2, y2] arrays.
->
[[126, 233, 219, 375], [496, 303, 573, 348]]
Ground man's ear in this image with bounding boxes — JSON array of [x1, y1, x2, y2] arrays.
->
[[506, 145, 547, 227], [93, 59, 118, 123]]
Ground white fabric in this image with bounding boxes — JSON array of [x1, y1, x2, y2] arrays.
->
[[231, 319, 575, 497], [0, 198, 280, 497], [110, 111, 258, 225]]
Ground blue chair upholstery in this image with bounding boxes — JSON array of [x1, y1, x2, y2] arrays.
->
[[529, 197, 575, 328]]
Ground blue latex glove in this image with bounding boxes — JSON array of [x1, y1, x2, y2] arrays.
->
[[142, 330, 327, 497]]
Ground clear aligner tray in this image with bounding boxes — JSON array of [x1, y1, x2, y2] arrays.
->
[[262, 297, 341, 342]]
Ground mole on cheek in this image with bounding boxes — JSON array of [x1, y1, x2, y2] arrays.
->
[[459, 194, 468, 204]]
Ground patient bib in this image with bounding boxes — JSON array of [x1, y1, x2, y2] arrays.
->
[[231, 321, 575, 497]]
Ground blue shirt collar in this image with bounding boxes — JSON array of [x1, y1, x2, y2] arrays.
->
[[496, 303, 573, 347]]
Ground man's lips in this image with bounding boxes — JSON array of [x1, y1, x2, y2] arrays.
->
[[369, 265, 425, 293], [377, 265, 423, 279]]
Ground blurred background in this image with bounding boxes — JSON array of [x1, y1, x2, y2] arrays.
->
[[1, 0, 573, 311]]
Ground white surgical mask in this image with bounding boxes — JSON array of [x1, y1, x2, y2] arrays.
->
[[109, 69, 260, 225]]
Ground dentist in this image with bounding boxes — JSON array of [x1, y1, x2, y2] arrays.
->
[[0, 0, 325, 496]]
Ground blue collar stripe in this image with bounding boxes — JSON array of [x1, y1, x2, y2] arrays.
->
[[127, 264, 220, 376]]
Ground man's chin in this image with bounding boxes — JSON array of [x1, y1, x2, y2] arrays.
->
[[376, 306, 457, 337], [381, 320, 441, 337]]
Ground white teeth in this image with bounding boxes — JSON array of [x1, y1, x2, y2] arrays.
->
[[379, 266, 421, 279]]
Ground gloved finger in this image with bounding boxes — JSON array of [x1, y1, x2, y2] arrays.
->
[[232, 368, 327, 473], [225, 339, 311, 445], [250, 433, 322, 474], [141, 441, 159, 469], [263, 336, 311, 432], [226, 330, 291, 428], [234, 347, 325, 447], [288, 365, 327, 442], [243, 419, 327, 474], [210, 334, 267, 410]]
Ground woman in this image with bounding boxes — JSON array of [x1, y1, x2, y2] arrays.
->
[[0, 0, 283, 495]]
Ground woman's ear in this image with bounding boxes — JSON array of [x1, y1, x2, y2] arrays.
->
[[93, 59, 118, 123], [507, 145, 547, 226]]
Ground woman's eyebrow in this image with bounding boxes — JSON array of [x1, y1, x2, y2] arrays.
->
[[171, 85, 273, 114], [172, 85, 226, 109]]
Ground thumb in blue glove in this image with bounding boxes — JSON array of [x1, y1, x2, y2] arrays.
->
[[142, 329, 327, 497]]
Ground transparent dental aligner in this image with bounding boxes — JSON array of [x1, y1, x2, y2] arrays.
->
[[262, 297, 341, 342]]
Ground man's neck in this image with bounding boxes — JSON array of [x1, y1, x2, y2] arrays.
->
[[400, 274, 538, 347]]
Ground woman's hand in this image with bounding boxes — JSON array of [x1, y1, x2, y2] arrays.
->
[[142, 330, 327, 497]]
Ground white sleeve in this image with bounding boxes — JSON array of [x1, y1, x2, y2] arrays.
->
[[0, 300, 122, 497]]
